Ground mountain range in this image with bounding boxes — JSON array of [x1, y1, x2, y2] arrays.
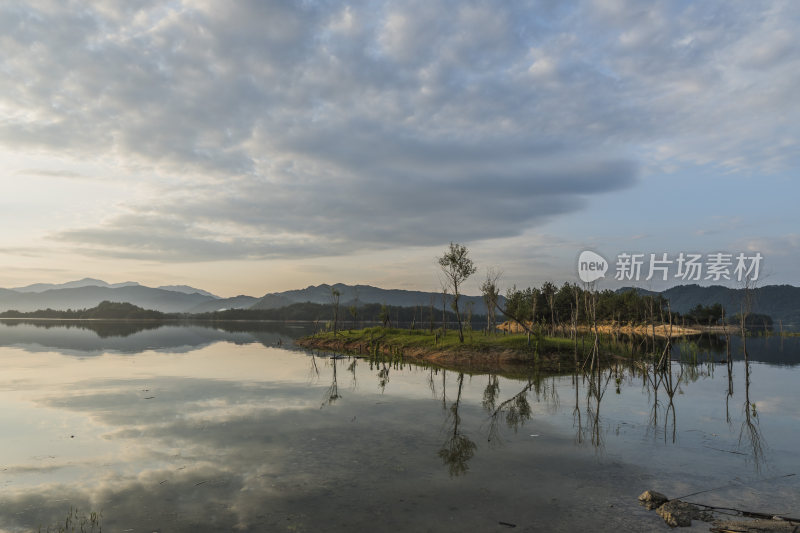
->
[[1, 279, 798, 325], [0, 279, 492, 315], [11, 278, 220, 298], [618, 284, 800, 325]]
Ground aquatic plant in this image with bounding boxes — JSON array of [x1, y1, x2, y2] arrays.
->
[[39, 507, 102, 533]]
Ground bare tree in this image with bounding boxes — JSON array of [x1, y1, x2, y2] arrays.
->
[[348, 288, 360, 330], [440, 282, 449, 337], [330, 287, 341, 336], [529, 288, 539, 343], [480, 268, 502, 335], [438, 242, 477, 343], [740, 277, 754, 350], [379, 303, 390, 328], [541, 281, 557, 336], [465, 301, 474, 342], [429, 294, 435, 333]]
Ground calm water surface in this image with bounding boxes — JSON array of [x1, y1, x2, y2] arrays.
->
[[0, 321, 798, 532]]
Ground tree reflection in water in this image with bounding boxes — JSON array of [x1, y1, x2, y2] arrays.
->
[[482, 374, 500, 412], [486, 378, 534, 444], [573, 371, 584, 445], [438, 373, 477, 476], [585, 365, 613, 448], [347, 358, 358, 390], [739, 341, 766, 472], [641, 354, 681, 444], [321, 357, 341, 408], [308, 352, 320, 383], [309, 331, 772, 477]]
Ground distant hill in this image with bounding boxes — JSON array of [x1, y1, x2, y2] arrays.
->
[[618, 284, 800, 326], [12, 278, 141, 292], [6, 278, 797, 325], [187, 295, 260, 313], [0, 300, 166, 319], [251, 283, 496, 315], [2, 280, 496, 315], [0, 285, 215, 313], [157, 285, 220, 299], [1, 279, 231, 313]]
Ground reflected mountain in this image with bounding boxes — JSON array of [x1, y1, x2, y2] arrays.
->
[[671, 334, 800, 366], [0, 320, 314, 355], [1, 319, 165, 338]]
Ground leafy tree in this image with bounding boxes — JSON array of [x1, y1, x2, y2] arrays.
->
[[438, 242, 478, 343], [685, 303, 725, 325]]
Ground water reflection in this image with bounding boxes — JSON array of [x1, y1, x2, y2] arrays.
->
[[740, 342, 766, 471], [322, 356, 341, 407], [0, 319, 313, 355], [438, 373, 476, 476], [0, 319, 165, 338], [586, 365, 614, 448], [0, 324, 796, 531], [486, 378, 535, 444]]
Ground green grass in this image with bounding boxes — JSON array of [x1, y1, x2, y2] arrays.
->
[[307, 326, 577, 354], [302, 326, 671, 379]]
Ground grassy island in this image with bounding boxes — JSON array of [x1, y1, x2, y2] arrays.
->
[[296, 326, 626, 375]]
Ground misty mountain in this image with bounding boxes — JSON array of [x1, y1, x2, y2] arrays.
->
[[0, 285, 214, 313], [8, 278, 797, 325], [157, 285, 220, 299], [251, 283, 496, 315], [618, 284, 800, 325], [12, 278, 141, 292], [2, 280, 497, 315], [187, 295, 260, 313]]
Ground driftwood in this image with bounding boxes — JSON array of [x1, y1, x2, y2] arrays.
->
[[711, 518, 800, 532], [692, 503, 800, 524]]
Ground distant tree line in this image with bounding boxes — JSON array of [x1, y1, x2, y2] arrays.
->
[[501, 283, 773, 329], [668, 303, 771, 327], [194, 301, 481, 327], [0, 301, 167, 320], [502, 283, 671, 329], [0, 299, 487, 326], [0, 289, 772, 331]]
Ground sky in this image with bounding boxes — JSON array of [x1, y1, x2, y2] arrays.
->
[[0, 0, 798, 298]]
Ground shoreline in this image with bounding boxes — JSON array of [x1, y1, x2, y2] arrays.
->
[[496, 320, 704, 337], [296, 336, 568, 376]]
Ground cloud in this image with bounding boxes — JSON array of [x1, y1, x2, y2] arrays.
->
[[55, 156, 636, 260], [1, 1, 797, 261], [0, 366, 639, 531], [0, 246, 48, 257], [16, 168, 96, 180]]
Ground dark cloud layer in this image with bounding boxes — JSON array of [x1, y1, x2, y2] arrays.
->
[[1, 0, 796, 260]]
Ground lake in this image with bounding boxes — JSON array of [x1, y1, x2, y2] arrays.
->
[[0, 321, 798, 532]]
